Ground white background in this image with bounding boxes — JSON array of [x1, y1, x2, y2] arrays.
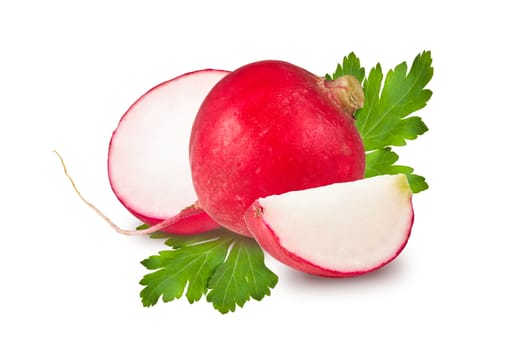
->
[[2, 0, 522, 348]]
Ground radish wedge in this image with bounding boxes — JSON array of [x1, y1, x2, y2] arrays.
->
[[244, 174, 414, 277], [108, 69, 228, 234]]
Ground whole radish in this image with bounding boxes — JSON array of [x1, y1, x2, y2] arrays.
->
[[190, 60, 366, 236]]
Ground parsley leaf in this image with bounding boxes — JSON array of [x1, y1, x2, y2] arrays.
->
[[328, 51, 433, 193], [207, 235, 278, 313], [139, 227, 278, 314], [356, 51, 432, 151], [325, 52, 365, 83], [365, 147, 428, 193]]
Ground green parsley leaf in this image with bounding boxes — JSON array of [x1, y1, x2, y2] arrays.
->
[[356, 51, 432, 151], [365, 147, 428, 193], [139, 227, 277, 314], [325, 52, 365, 83], [207, 235, 278, 313], [328, 51, 433, 193]]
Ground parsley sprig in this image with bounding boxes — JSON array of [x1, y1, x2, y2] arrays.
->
[[139, 226, 278, 314], [327, 51, 433, 193]]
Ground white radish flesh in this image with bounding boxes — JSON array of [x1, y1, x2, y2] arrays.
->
[[245, 174, 414, 277]]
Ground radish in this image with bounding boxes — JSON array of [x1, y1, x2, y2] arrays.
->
[[104, 69, 231, 234], [190, 60, 366, 236], [244, 174, 414, 277], [107, 69, 229, 234], [56, 69, 229, 235]]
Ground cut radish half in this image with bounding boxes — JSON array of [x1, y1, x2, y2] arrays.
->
[[108, 69, 228, 234], [244, 174, 414, 277]]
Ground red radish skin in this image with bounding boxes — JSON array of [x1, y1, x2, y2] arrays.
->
[[123, 201, 218, 234], [244, 175, 415, 277], [108, 69, 228, 234], [190, 61, 366, 236]]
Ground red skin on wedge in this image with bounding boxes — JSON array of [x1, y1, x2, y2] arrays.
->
[[244, 200, 415, 277], [190, 61, 365, 236]]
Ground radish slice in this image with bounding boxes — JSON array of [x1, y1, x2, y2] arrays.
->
[[108, 69, 228, 234], [245, 174, 414, 277]]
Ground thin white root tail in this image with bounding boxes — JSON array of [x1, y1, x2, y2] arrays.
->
[[53, 150, 177, 236]]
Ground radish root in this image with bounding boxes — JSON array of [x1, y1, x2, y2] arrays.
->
[[53, 150, 181, 236]]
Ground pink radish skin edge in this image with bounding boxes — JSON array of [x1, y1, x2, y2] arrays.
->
[[244, 200, 414, 278], [123, 201, 218, 234], [108, 69, 229, 234]]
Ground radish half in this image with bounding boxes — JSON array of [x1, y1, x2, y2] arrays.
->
[[108, 69, 228, 234], [244, 174, 414, 277]]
